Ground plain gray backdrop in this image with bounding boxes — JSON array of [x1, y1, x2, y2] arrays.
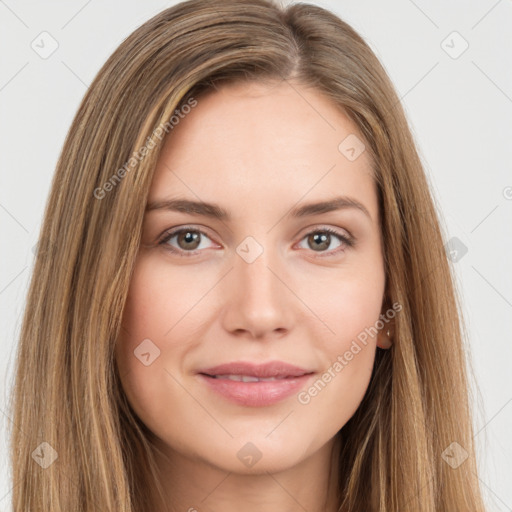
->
[[1, 0, 511, 510]]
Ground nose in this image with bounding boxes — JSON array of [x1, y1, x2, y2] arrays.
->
[[220, 245, 294, 340]]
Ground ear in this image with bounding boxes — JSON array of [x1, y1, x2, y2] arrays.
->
[[376, 325, 393, 349], [377, 295, 395, 349]]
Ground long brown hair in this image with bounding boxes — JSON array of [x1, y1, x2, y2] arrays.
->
[[8, 0, 487, 510]]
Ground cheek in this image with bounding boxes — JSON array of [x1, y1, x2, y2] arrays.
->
[[308, 263, 385, 350], [115, 258, 167, 412], [302, 261, 384, 402], [115, 255, 207, 428], [117, 254, 204, 350], [295, 281, 382, 429]]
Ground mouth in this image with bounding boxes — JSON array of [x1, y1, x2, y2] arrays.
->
[[204, 374, 303, 382], [195, 361, 316, 407], [197, 360, 313, 379]]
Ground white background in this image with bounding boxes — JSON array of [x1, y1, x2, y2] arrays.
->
[[1, 1, 511, 510]]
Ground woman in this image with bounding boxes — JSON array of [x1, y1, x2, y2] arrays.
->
[[8, 0, 487, 510]]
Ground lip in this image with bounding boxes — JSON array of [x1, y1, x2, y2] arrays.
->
[[197, 360, 312, 379], [196, 360, 316, 407]]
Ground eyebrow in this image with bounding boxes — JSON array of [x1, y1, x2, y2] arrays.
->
[[145, 195, 371, 221]]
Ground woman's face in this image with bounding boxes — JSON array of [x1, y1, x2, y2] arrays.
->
[[115, 80, 388, 475]]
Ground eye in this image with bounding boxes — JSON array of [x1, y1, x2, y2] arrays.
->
[[158, 226, 217, 257], [158, 225, 355, 258], [296, 227, 354, 257]]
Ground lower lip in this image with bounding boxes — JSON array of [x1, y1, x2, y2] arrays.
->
[[197, 373, 315, 407]]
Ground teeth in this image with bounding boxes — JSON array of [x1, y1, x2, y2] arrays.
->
[[242, 375, 260, 382], [212, 374, 282, 382]]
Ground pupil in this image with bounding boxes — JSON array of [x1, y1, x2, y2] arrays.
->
[[311, 233, 329, 251], [181, 231, 199, 249]]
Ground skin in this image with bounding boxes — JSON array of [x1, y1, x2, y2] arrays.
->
[[115, 79, 392, 512]]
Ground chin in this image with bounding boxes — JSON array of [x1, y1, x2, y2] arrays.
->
[[201, 437, 313, 475]]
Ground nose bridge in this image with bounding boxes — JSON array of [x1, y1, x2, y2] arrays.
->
[[236, 237, 282, 306], [222, 234, 292, 337]]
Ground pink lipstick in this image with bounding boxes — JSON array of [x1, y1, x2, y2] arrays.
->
[[196, 361, 315, 407]]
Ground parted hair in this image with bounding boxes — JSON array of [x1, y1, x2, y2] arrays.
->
[[8, 0, 487, 510]]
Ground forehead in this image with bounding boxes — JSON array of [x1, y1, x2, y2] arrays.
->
[[148, 80, 377, 223]]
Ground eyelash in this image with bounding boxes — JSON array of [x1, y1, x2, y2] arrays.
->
[[158, 225, 355, 258]]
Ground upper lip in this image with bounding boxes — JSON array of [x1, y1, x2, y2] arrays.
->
[[197, 361, 314, 378]]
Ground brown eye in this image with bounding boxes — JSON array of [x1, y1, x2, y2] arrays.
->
[[307, 232, 331, 251], [297, 227, 354, 256], [159, 227, 216, 256], [175, 230, 201, 250]]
